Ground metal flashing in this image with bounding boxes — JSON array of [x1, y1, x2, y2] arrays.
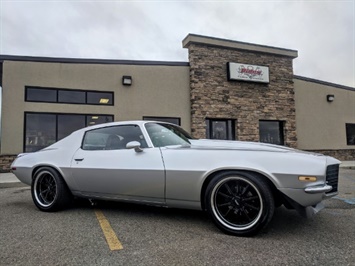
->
[[183, 33, 298, 58], [294, 75, 355, 92], [0, 54, 189, 67]]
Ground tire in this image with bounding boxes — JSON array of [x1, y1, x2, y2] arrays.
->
[[206, 171, 274, 237], [31, 167, 72, 212]]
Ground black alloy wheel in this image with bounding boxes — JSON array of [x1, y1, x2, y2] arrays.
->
[[206, 171, 274, 236], [31, 167, 71, 212]]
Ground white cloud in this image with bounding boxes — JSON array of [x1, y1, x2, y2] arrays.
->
[[0, 0, 354, 87]]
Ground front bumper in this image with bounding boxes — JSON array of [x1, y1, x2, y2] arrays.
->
[[305, 184, 332, 194], [302, 202, 325, 218]]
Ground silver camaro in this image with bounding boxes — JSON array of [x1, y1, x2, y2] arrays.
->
[[11, 121, 340, 236]]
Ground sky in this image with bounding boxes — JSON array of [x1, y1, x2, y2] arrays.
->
[[0, 0, 354, 88]]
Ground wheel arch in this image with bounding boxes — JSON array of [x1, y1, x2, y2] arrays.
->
[[32, 164, 65, 181], [200, 169, 280, 210]]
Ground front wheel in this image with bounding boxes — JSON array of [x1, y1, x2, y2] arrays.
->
[[206, 171, 274, 236], [31, 167, 72, 212]]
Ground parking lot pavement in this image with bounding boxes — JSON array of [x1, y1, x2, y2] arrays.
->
[[1, 169, 354, 266]]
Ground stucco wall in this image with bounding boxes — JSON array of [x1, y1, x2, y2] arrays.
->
[[294, 78, 355, 150], [1, 60, 190, 154]]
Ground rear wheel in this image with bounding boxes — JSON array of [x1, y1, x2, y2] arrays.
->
[[31, 167, 71, 212], [206, 171, 274, 236]]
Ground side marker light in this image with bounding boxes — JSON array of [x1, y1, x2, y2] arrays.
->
[[298, 176, 317, 182]]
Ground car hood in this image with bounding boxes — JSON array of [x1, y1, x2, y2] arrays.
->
[[188, 139, 321, 155]]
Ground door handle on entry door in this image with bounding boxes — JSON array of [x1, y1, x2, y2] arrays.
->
[[74, 158, 84, 162]]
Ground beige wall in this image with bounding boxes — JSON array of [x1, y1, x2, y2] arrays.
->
[[294, 78, 355, 150], [1, 61, 190, 154], [2, 59, 354, 155]]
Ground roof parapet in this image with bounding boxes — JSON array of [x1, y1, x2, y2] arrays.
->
[[183, 33, 298, 58]]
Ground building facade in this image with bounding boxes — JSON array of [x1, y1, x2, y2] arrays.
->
[[0, 34, 354, 171]]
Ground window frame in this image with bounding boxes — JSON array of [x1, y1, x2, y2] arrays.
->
[[25, 87, 57, 103], [259, 120, 285, 145], [25, 86, 114, 106], [206, 118, 236, 140], [345, 123, 355, 145], [81, 124, 148, 151], [23, 112, 114, 152]]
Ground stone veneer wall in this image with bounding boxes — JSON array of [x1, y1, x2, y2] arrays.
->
[[305, 149, 355, 161], [187, 44, 297, 148], [0, 155, 17, 173]]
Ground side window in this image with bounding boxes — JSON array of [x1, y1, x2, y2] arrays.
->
[[82, 125, 148, 151]]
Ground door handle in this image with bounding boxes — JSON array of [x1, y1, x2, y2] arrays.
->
[[74, 158, 84, 162]]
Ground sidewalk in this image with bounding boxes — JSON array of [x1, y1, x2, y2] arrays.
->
[[1, 161, 354, 185], [340, 161, 355, 169]]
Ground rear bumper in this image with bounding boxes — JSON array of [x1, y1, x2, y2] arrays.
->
[[10, 167, 32, 186]]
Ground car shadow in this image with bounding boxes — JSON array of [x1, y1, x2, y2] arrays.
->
[[69, 198, 325, 238]]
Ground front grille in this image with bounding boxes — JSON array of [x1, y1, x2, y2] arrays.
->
[[326, 164, 339, 193]]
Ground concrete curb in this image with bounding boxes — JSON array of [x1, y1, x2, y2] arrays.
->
[[340, 162, 355, 170]]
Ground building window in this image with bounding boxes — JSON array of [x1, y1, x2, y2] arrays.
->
[[206, 119, 235, 140], [25, 87, 114, 106], [24, 113, 113, 152], [25, 113, 56, 152], [346, 124, 355, 145], [57, 114, 86, 140], [58, 90, 86, 104], [143, 116, 181, 126], [259, 120, 284, 145], [87, 91, 113, 105], [25, 87, 57, 102]]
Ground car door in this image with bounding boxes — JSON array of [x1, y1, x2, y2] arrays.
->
[[70, 124, 165, 202]]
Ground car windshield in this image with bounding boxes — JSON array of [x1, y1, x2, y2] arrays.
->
[[145, 123, 192, 147]]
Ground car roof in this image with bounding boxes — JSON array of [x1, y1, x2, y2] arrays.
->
[[74, 120, 172, 134]]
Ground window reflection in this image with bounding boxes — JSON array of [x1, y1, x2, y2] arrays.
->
[[206, 119, 235, 140], [58, 115, 86, 140], [212, 121, 227, 139], [58, 90, 85, 104], [25, 87, 113, 106], [259, 120, 284, 145], [26, 88, 57, 102], [82, 125, 148, 150], [86, 115, 113, 126], [25, 114, 56, 152], [145, 123, 191, 147], [346, 124, 355, 145], [87, 92, 113, 105], [143, 116, 181, 126], [24, 113, 114, 152]]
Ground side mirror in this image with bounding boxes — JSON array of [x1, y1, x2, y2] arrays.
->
[[126, 141, 143, 152]]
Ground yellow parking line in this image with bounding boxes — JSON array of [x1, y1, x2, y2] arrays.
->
[[94, 209, 123, 251]]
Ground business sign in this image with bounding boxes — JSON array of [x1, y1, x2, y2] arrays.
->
[[227, 62, 269, 83]]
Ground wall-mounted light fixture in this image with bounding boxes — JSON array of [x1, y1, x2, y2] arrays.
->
[[326, 94, 335, 102], [122, 76, 132, 86]]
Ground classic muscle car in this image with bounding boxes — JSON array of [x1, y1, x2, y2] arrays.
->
[[11, 121, 340, 236]]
